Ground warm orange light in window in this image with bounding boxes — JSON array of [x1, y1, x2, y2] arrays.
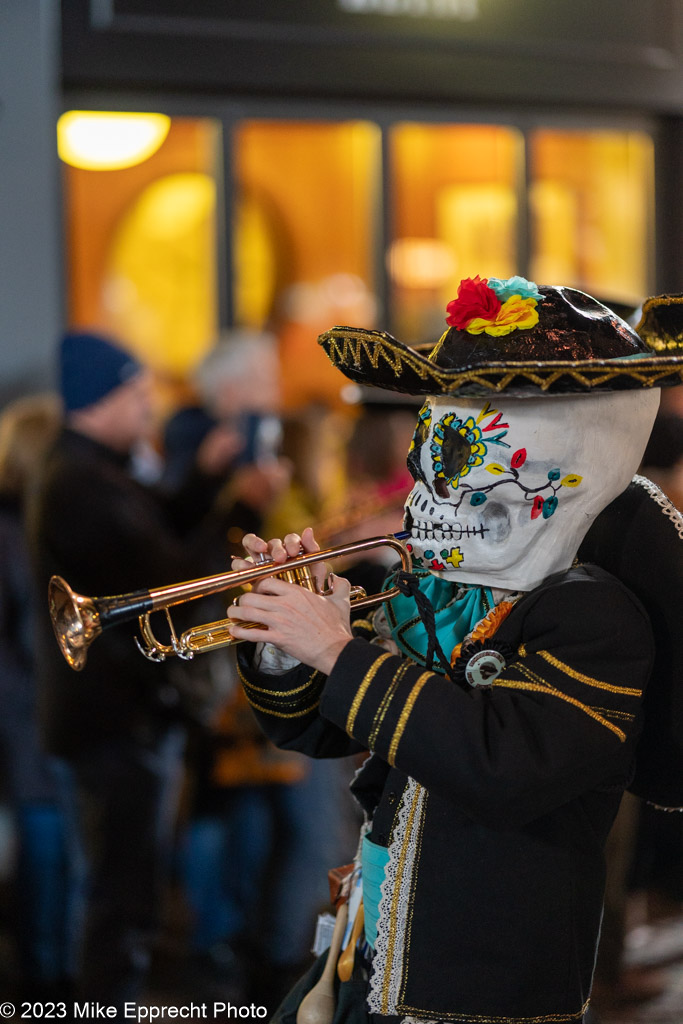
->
[[388, 237, 457, 289], [57, 111, 171, 171], [104, 173, 217, 374]]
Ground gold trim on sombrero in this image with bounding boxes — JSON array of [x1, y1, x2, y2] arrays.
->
[[319, 326, 683, 396], [635, 293, 683, 352]]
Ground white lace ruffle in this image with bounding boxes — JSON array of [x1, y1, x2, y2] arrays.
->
[[633, 474, 683, 541], [368, 776, 427, 1015]]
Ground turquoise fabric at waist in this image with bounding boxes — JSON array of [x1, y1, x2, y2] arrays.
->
[[362, 834, 390, 950]]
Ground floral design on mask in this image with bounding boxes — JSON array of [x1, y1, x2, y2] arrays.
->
[[430, 403, 510, 494], [406, 544, 464, 571], [444, 446, 583, 523], [471, 457, 583, 520]]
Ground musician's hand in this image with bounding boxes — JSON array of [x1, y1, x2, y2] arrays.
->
[[231, 527, 326, 593], [227, 570, 353, 675]]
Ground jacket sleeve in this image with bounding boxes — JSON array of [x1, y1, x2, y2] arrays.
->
[[320, 575, 654, 827], [235, 618, 376, 759]]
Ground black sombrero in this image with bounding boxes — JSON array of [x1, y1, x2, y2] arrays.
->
[[319, 280, 683, 398]]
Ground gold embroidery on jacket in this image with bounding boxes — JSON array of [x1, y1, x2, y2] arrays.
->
[[353, 618, 375, 633], [536, 650, 642, 697], [399, 784, 428, 1009], [346, 652, 393, 737], [237, 663, 322, 698], [242, 695, 321, 718], [369, 660, 411, 749], [591, 706, 635, 723], [494, 670, 626, 742], [393, 995, 590, 1021], [388, 671, 432, 766]]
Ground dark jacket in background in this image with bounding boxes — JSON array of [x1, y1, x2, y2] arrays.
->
[[0, 494, 57, 801], [28, 428, 235, 759]]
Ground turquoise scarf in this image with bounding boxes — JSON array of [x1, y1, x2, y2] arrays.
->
[[381, 570, 495, 667]]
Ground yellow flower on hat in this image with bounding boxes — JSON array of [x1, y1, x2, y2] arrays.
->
[[467, 295, 539, 337]]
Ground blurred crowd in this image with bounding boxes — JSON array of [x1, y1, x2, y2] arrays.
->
[[0, 325, 418, 1017], [0, 323, 680, 1019]]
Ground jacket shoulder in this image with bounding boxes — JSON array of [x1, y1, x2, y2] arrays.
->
[[512, 562, 652, 638]]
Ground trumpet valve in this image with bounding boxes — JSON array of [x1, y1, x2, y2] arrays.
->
[[280, 563, 319, 592]]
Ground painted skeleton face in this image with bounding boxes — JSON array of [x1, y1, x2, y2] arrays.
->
[[404, 390, 660, 590]]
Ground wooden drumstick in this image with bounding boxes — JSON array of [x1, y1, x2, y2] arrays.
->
[[296, 901, 349, 1024], [337, 901, 364, 983]]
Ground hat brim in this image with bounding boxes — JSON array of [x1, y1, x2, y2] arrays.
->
[[319, 326, 683, 398], [634, 292, 683, 354]]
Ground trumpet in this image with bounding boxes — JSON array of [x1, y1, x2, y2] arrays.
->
[[48, 532, 412, 671]]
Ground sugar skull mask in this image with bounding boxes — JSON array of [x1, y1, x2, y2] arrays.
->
[[404, 389, 660, 591]]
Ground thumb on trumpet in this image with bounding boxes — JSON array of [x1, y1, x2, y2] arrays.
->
[[325, 573, 354, 613]]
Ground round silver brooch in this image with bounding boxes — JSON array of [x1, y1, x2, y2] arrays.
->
[[465, 649, 507, 687]]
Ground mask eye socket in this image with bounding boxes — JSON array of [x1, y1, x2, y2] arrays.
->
[[440, 424, 473, 477], [432, 417, 473, 482]]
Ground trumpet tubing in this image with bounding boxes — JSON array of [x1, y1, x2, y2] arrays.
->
[[48, 533, 412, 670]]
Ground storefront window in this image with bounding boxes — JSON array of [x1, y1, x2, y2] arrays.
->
[[61, 115, 221, 390], [60, 113, 655, 416], [233, 119, 381, 408], [388, 123, 523, 344], [529, 130, 653, 306]]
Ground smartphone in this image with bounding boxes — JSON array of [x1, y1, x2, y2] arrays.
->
[[234, 412, 282, 466]]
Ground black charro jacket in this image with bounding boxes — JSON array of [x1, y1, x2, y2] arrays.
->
[[237, 565, 654, 1024]]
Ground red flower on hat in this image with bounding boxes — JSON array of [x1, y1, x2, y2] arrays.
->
[[446, 276, 501, 329]]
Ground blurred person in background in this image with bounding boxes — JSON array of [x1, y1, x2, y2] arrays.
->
[[26, 331, 256, 1016], [163, 329, 291, 549], [262, 405, 347, 540], [0, 393, 75, 1001], [176, 337, 359, 1011], [319, 393, 419, 598], [275, 275, 378, 411]]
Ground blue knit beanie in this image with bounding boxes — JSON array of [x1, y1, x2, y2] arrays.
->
[[59, 332, 142, 412]]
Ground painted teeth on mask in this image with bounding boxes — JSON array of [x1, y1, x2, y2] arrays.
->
[[410, 519, 490, 540]]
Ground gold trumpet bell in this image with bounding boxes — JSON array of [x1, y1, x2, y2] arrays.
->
[[48, 575, 103, 671]]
